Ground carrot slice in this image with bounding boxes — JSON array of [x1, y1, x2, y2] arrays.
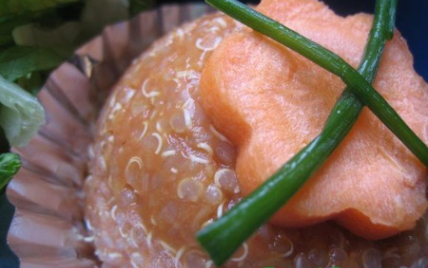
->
[[200, 0, 428, 239]]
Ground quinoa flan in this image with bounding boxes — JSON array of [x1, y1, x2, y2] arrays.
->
[[83, 0, 428, 267]]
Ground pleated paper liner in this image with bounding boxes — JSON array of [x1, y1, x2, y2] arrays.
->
[[6, 4, 214, 267]]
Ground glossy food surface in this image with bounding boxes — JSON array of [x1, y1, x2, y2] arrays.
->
[[85, 2, 428, 268], [86, 13, 298, 267], [200, 0, 428, 240]]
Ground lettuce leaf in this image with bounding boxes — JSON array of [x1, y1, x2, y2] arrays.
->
[[0, 0, 80, 17], [0, 153, 20, 190], [129, 0, 155, 16], [0, 75, 45, 147], [12, 21, 81, 48], [79, 0, 129, 40], [0, 46, 66, 82]]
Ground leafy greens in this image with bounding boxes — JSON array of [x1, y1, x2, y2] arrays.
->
[[0, 75, 45, 147], [0, 153, 20, 191], [0, 0, 155, 192]]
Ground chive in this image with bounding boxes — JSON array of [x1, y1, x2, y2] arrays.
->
[[0, 153, 21, 191], [197, 0, 401, 265], [205, 0, 428, 168]]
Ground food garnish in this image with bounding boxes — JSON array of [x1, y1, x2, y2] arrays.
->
[[197, 0, 427, 265]]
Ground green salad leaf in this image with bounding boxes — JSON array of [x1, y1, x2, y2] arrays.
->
[[79, 0, 129, 40], [0, 75, 45, 147], [13, 21, 80, 48], [0, 46, 66, 82], [0, 0, 155, 152], [0, 16, 32, 48], [0, 153, 20, 190], [129, 0, 155, 16], [0, 0, 80, 17]]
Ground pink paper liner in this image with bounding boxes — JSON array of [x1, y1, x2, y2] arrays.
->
[[6, 4, 214, 267]]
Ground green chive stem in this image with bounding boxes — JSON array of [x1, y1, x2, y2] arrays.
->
[[197, 0, 402, 265], [206, 0, 428, 167]]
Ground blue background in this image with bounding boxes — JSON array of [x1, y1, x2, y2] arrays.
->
[[324, 0, 428, 81]]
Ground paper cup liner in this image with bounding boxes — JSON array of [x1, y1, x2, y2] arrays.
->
[[6, 4, 214, 267], [5, 2, 428, 268]]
